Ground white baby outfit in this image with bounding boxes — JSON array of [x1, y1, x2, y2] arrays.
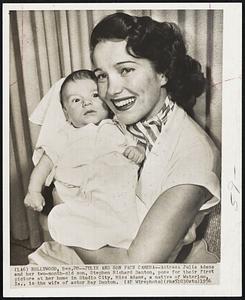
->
[[45, 120, 139, 250], [30, 78, 140, 250]]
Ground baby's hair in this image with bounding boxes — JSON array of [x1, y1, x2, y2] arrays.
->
[[60, 69, 98, 107]]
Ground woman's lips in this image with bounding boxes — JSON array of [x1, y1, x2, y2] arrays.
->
[[111, 97, 136, 111]]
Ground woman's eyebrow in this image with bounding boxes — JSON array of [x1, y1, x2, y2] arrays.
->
[[116, 61, 137, 66], [94, 61, 137, 72]]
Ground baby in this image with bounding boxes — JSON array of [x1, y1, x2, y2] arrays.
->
[[24, 70, 145, 250]]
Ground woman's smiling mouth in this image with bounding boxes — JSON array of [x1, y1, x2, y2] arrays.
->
[[111, 97, 136, 111]]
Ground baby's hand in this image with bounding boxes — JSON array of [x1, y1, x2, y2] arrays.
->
[[24, 191, 45, 212], [123, 145, 145, 164]]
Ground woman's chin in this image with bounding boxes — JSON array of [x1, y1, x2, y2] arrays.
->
[[115, 112, 142, 125]]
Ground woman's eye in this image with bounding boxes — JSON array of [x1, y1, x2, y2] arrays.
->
[[121, 67, 134, 76]]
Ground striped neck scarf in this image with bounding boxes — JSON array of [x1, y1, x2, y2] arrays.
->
[[127, 96, 175, 152]]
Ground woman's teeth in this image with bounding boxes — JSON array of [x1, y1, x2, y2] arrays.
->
[[113, 97, 135, 108]]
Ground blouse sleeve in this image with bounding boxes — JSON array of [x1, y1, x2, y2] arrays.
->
[[163, 142, 221, 210]]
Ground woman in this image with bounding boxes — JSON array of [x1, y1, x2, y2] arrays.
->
[[29, 12, 220, 264]]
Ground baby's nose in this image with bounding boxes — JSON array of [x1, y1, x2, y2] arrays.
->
[[82, 98, 92, 107]]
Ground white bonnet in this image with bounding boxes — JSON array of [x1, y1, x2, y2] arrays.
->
[[29, 78, 66, 165]]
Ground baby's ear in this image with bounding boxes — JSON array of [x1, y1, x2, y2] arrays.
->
[[62, 106, 69, 121]]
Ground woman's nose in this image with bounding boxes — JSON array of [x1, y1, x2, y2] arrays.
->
[[107, 75, 123, 96]]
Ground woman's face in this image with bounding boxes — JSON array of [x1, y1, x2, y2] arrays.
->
[[93, 40, 167, 125]]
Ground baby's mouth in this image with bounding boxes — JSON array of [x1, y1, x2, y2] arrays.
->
[[84, 110, 96, 115], [111, 97, 136, 111]]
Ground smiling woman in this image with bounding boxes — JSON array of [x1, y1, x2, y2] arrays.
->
[[26, 12, 221, 265], [67, 12, 220, 263], [9, 9, 222, 264], [93, 40, 167, 125]]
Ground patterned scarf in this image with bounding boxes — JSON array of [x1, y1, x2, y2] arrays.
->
[[127, 96, 175, 152]]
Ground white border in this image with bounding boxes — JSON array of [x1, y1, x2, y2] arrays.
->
[[3, 2, 242, 297], [1, 2, 239, 10], [3, 1, 11, 296]]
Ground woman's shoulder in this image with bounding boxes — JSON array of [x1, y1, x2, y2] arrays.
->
[[158, 106, 221, 206], [174, 105, 219, 157], [164, 105, 220, 175]]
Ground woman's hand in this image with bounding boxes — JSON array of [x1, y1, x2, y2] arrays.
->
[[24, 191, 45, 212], [73, 184, 212, 264]]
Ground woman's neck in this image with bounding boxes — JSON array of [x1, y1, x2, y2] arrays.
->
[[145, 88, 168, 121]]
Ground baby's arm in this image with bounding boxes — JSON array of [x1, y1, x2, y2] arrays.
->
[[123, 142, 146, 164], [24, 153, 53, 212]]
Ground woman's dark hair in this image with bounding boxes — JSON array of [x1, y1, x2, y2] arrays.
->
[[60, 69, 97, 107], [91, 12, 206, 113]]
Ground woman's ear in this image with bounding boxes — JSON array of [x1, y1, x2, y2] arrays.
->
[[160, 74, 168, 87]]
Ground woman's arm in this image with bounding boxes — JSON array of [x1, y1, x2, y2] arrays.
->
[[72, 184, 212, 263]]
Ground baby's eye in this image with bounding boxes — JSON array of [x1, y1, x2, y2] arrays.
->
[[72, 98, 81, 103], [92, 92, 99, 98], [95, 71, 107, 82], [120, 67, 134, 76]]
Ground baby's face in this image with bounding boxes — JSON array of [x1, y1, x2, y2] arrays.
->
[[62, 79, 109, 127]]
